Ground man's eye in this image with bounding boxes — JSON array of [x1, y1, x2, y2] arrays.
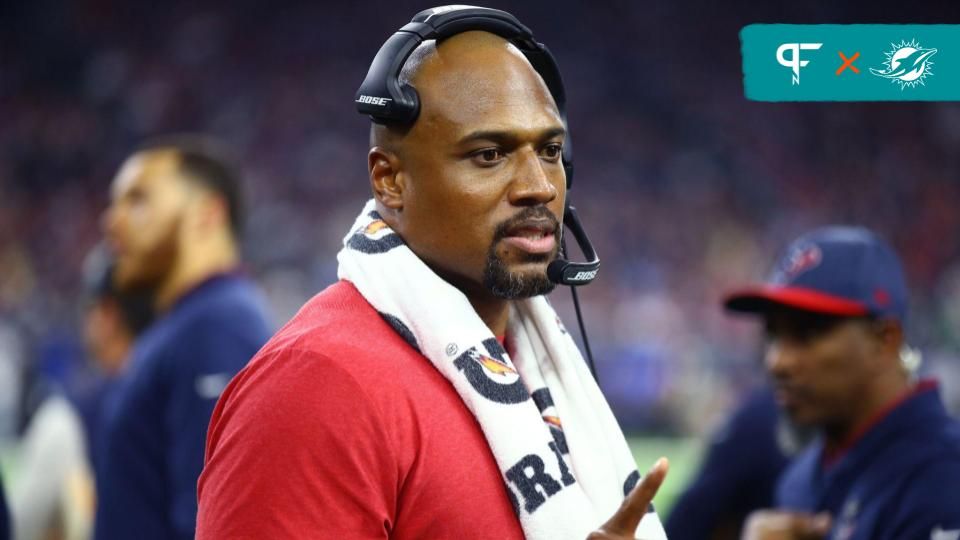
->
[[541, 144, 562, 160], [127, 190, 147, 204], [473, 149, 504, 164]]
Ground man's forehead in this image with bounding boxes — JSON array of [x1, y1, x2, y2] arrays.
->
[[408, 31, 532, 82], [111, 150, 180, 196], [411, 32, 561, 131]]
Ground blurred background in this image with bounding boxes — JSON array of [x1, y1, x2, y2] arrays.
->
[[1, 0, 958, 526]]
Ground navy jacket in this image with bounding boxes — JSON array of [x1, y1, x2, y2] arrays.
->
[[666, 387, 791, 539], [0, 468, 9, 540], [777, 381, 960, 540], [94, 274, 272, 540]]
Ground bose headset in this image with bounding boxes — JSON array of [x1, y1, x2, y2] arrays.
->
[[355, 5, 602, 379]]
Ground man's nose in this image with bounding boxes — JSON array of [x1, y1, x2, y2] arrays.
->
[[102, 205, 123, 244], [765, 341, 798, 379], [507, 148, 559, 207], [101, 207, 116, 235]]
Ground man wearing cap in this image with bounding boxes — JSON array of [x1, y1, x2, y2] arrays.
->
[[723, 226, 960, 540]]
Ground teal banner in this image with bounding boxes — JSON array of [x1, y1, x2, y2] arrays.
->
[[741, 24, 960, 101]]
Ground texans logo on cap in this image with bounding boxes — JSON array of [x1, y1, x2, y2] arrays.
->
[[723, 226, 908, 322], [780, 242, 822, 282]]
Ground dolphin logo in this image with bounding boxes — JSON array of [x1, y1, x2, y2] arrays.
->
[[870, 40, 937, 89]]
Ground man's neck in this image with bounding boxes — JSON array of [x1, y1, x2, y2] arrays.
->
[[823, 367, 912, 451], [155, 235, 238, 313], [100, 335, 134, 375], [470, 294, 510, 337]]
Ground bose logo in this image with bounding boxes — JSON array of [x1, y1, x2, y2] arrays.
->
[[356, 95, 392, 106], [570, 270, 598, 282]]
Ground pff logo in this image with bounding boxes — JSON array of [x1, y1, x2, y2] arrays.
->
[[777, 42, 823, 85]]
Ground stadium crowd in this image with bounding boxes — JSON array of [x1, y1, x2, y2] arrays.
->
[[1, 0, 958, 446]]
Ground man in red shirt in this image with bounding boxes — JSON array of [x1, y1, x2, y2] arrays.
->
[[197, 7, 667, 539]]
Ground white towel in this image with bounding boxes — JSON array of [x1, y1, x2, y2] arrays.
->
[[337, 199, 667, 540]]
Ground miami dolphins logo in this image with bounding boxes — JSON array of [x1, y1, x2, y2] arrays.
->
[[870, 39, 937, 90]]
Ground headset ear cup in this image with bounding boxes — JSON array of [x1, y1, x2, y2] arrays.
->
[[561, 125, 573, 188], [397, 83, 421, 125]]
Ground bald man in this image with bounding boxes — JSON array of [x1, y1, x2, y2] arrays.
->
[[197, 8, 667, 540], [96, 136, 272, 540]]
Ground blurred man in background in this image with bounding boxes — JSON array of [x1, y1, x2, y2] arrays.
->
[[96, 136, 271, 540], [80, 245, 153, 378], [724, 226, 960, 540], [76, 245, 154, 475], [668, 298, 817, 540], [7, 246, 153, 540]]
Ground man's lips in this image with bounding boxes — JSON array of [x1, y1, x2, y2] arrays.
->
[[503, 235, 556, 254], [501, 221, 557, 255], [773, 384, 808, 408], [105, 235, 125, 256]]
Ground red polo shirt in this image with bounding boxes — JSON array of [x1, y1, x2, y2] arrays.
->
[[196, 280, 524, 539]]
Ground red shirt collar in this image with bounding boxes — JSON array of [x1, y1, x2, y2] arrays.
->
[[822, 379, 938, 467]]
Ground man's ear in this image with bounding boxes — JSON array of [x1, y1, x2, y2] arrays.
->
[[875, 319, 904, 358], [369, 147, 404, 210], [191, 190, 230, 235]]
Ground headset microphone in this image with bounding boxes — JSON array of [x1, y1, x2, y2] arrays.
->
[[549, 205, 600, 381], [547, 205, 600, 286], [356, 5, 602, 380]]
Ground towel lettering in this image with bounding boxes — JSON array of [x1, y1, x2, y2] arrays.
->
[[505, 454, 563, 513], [505, 441, 578, 515]]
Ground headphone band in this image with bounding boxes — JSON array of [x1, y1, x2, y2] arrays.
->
[[355, 5, 573, 186]]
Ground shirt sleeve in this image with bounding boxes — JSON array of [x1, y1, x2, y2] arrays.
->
[[196, 347, 399, 539], [665, 430, 743, 539], [666, 390, 789, 540], [163, 334, 237, 539]]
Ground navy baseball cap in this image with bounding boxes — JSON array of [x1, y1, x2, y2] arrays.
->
[[724, 226, 908, 322]]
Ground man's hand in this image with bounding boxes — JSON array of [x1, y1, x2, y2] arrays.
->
[[741, 510, 831, 540], [587, 457, 668, 539]]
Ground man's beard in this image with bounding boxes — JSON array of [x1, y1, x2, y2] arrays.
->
[[116, 218, 179, 294], [482, 207, 560, 299]]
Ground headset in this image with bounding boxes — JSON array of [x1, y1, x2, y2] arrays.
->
[[356, 5, 601, 379]]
